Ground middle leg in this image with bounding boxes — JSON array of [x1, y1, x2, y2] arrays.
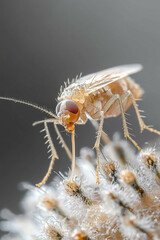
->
[[92, 95, 125, 183], [93, 111, 105, 184], [89, 118, 111, 145], [93, 94, 141, 160]]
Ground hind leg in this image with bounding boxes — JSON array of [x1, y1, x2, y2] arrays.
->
[[101, 94, 141, 151], [121, 91, 160, 136]]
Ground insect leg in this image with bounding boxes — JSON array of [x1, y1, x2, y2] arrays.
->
[[36, 122, 59, 187], [33, 119, 72, 159], [34, 119, 72, 183], [33, 118, 58, 126], [121, 90, 160, 136], [118, 97, 141, 151], [53, 125, 75, 182], [70, 129, 76, 182], [92, 95, 124, 183], [89, 118, 111, 145], [93, 112, 105, 184], [53, 123, 72, 161], [101, 94, 141, 151]]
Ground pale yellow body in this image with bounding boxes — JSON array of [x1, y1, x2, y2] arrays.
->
[[2, 64, 160, 186], [39, 64, 160, 185], [57, 64, 149, 182], [82, 77, 142, 120], [59, 76, 143, 124]]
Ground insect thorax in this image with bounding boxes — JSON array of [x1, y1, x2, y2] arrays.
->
[[58, 82, 87, 104]]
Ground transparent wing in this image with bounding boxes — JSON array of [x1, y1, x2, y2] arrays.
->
[[77, 64, 142, 93]]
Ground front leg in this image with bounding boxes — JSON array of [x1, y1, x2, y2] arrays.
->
[[36, 122, 59, 187]]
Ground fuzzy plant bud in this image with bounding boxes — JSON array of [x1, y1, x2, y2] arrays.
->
[[41, 194, 58, 211], [71, 229, 89, 240], [102, 162, 117, 182], [63, 180, 80, 196], [63, 179, 92, 205], [1, 137, 160, 240], [124, 215, 136, 226], [45, 224, 62, 240], [121, 170, 144, 197], [141, 150, 160, 183], [141, 151, 158, 168], [121, 170, 135, 184]]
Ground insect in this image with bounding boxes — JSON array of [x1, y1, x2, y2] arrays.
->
[[1, 64, 160, 186]]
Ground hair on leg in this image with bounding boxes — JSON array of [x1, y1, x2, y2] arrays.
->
[[101, 94, 141, 151], [121, 90, 160, 136], [93, 111, 105, 184], [89, 118, 111, 145], [36, 122, 59, 187], [53, 123, 72, 161], [69, 129, 76, 182]]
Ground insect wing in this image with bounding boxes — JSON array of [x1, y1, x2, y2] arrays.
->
[[78, 64, 143, 93], [105, 64, 143, 75]]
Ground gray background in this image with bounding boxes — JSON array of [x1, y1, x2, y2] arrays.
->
[[1, 0, 160, 218]]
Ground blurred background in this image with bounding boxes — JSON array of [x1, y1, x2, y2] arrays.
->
[[1, 0, 160, 219]]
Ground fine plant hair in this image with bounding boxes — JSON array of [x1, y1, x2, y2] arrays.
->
[[1, 135, 160, 240]]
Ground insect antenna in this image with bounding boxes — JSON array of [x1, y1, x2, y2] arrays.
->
[[0, 97, 57, 119]]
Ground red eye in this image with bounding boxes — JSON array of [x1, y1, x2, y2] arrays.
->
[[56, 100, 79, 115], [64, 100, 79, 114]]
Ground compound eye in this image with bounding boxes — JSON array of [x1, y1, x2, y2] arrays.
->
[[64, 100, 79, 114], [56, 102, 62, 115], [56, 100, 79, 115]]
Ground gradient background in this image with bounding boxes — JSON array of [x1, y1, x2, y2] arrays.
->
[[1, 0, 160, 222]]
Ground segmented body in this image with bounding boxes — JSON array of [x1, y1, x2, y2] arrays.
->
[[58, 76, 143, 123]]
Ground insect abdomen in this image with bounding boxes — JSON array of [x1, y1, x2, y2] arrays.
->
[[84, 77, 143, 120]]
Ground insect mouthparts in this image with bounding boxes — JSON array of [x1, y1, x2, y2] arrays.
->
[[56, 100, 80, 132]]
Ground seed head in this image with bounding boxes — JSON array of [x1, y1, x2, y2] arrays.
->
[[121, 170, 135, 184], [71, 229, 88, 240], [41, 194, 58, 210]]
